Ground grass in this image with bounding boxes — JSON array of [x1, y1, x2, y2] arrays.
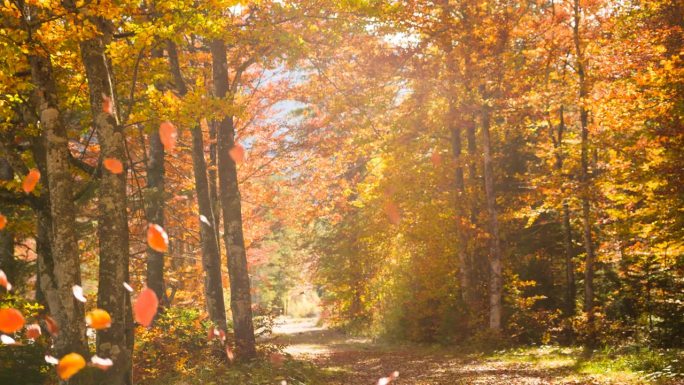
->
[[141, 357, 334, 385], [488, 345, 684, 384]]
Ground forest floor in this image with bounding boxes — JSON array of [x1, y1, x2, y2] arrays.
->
[[272, 317, 682, 385]]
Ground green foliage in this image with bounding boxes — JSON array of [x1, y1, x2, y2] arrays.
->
[[134, 308, 217, 381], [0, 298, 49, 385]]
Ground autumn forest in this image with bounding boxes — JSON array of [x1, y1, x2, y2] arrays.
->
[[0, 0, 682, 384]]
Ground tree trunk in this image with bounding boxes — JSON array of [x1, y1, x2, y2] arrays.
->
[[554, 107, 575, 317], [573, 0, 596, 345], [208, 120, 221, 240], [210, 39, 257, 360], [29, 52, 89, 376], [0, 159, 16, 282], [481, 105, 503, 332], [192, 125, 229, 332], [31, 139, 53, 307], [448, 102, 471, 306], [562, 202, 575, 316], [80, 33, 133, 385], [166, 40, 228, 334], [145, 45, 168, 307]]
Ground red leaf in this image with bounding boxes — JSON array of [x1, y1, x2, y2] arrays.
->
[[159, 121, 177, 152], [0, 214, 6, 230], [22, 169, 40, 193], [147, 224, 168, 252], [44, 315, 59, 336], [25, 323, 41, 340], [134, 288, 159, 327], [0, 269, 11, 291], [102, 94, 114, 115], [229, 143, 245, 164], [0, 308, 25, 333], [103, 158, 124, 174], [431, 151, 442, 167]]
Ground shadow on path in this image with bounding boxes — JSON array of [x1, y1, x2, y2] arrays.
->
[[270, 317, 630, 385]]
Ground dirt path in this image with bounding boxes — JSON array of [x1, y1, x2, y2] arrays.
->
[[272, 317, 648, 385]]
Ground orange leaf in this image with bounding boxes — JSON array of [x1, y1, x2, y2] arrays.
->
[[22, 169, 40, 193], [229, 143, 245, 164], [57, 353, 86, 380], [0, 308, 25, 334], [85, 309, 112, 330], [226, 346, 234, 362], [147, 224, 168, 252], [159, 121, 177, 152], [134, 288, 158, 327], [0, 269, 11, 291], [25, 323, 41, 340], [103, 158, 124, 174], [102, 94, 113, 115], [0, 214, 6, 230]]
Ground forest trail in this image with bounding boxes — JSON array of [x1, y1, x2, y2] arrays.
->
[[272, 317, 645, 385]]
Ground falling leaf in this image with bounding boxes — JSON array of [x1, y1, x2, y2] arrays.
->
[[25, 323, 41, 340], [377, 371, 399, 385], [207, 326, 226, 342], [226, 346, 235, 362], [229, 143, 245, 164], [0, 308, 25, 333], [103, 158, 124, 174], [0, 214, 6, 230], [44, 315, 59, 336], [199, 215, 212, 227], [123, 282, 133, 293], [431, 150, 442, 167], [90, 355, 113, 370], [269, 352, 285, 367], [57, 353, 86, 380], [72, 285, 87, 303], [22, 169, 40, 193], [147, 224, 168, 252], [134, 288, 158, 327], [159, 121, 177, 151], [383, 200, 401, 225], [1, 334, 16, 345], [85, 309, 111, 330], [45, 355, 59, 365], [0, 269, 11, 291], [102, 94, 113, 115]]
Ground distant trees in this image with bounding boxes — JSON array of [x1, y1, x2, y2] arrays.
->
[[307, 0, 684, 347]]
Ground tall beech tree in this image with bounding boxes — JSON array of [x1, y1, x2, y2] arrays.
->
[[210, 38, 257, 360], [78, 16, 133, 384], [27, 27, 89, 375], [166, 39, 228, 337]]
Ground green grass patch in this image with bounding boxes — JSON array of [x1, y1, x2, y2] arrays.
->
[[488, 345, 684, 384]]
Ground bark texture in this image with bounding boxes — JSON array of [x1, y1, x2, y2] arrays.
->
[[167, 40, 228, 334], [80, 32, 133, 385], [29, 52, 89, 378], [481, 106, 503, 332], [573, 0, 596, 344], [210, 39, 257, 360]]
